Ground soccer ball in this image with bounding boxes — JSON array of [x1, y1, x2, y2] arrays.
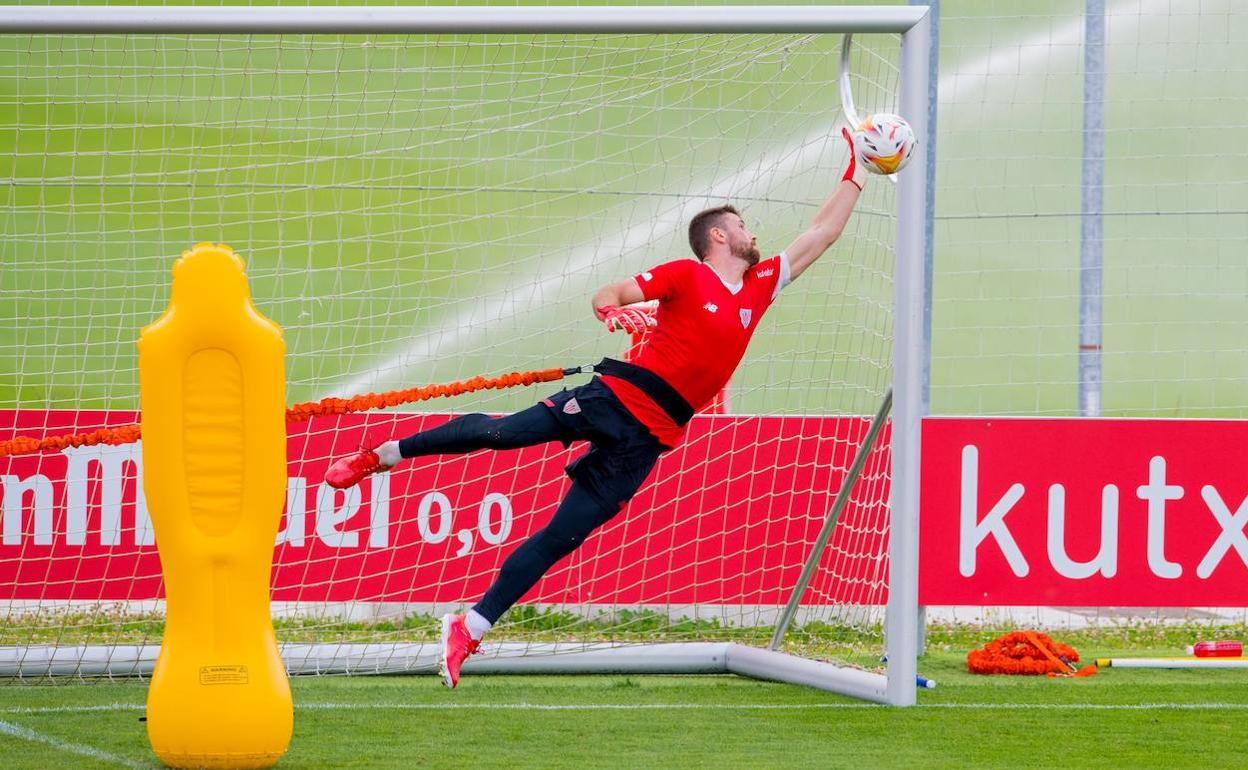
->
[[853, 113, 916, 175]]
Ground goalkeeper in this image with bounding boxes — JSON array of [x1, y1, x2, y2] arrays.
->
[[325, 128, 868, 688]]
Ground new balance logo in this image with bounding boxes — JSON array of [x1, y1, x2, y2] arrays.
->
[[703, 302, 718, 313], [756, 268, 775, 278]]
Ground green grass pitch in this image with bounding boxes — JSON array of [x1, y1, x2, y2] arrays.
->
[[1, 638, 1246, 769]]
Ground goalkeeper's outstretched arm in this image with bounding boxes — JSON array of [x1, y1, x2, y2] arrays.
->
[[591, 279, 655, 334], [784, 128, 868, 282], [591, 278, 645, 314]]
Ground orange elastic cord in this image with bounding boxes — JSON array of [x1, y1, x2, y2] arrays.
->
[[1020, 630, 1097, 677], [967, 630, 1095, 677], [0, 424, 144, 458], [0, 367, 569, 458], [1021, 631, 1074, 677], [284, 367, 567, 423]]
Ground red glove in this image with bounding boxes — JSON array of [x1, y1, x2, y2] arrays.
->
[[595, 304, 657, 335], [841, 126, 867, 191]]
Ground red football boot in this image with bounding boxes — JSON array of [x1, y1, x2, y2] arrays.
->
[[438, 613, 481, 689], [324, 446, 385, 489]]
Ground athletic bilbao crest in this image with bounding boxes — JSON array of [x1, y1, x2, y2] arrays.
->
[[563, 398, 581, 415], [739, 308, 752, 328]]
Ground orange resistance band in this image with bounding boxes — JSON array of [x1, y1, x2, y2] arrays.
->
[[966, 630, 1097, 677], [0, 367, 569, 458], [1022, 630, 1077, 676]]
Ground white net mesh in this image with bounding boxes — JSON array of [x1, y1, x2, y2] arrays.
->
[[0, 29, 902, 677], [933, 0, 1248, 418]]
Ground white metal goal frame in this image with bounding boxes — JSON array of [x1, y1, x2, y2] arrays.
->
[[0, 4, 932, 706]]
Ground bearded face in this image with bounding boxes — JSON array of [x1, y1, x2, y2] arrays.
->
[[731, 235, 761, 266]]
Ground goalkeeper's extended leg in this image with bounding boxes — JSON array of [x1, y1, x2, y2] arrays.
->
[[440, 432, 660, 688], [325, 402, 566, 489], [395, 403, 565, 458], [439, 479, 618, 688]]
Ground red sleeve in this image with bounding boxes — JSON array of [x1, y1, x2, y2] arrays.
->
[[634, 259, 694, 302]]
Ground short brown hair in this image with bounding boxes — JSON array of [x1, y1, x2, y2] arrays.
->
[[688, 205, 740, 261]]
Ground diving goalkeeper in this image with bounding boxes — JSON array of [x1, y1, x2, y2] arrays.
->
[[324, 128, 869, 688]]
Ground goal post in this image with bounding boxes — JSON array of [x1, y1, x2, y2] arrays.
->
[[0, 5, 932, 705]]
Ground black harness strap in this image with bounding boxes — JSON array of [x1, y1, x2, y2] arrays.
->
[[592, 357, 695, 427]]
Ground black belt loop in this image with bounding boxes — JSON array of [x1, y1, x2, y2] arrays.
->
[[594, 357, 695, 426]]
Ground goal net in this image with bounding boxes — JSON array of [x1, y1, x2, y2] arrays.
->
[[0, 7, 929, 703]]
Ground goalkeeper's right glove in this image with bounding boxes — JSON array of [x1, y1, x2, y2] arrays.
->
[[595, 304, 657, 335], [841, 127, 868, 191]]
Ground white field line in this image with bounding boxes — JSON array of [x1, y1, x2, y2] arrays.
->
[[6, 701, 1248, 715], [0, 704, 145, 715], [301, 702, 1248, 711], [327, 0, 1149, 399], [0, 718, 151, 769]]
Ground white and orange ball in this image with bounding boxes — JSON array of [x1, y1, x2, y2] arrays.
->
[[853, 113, 916, 175]]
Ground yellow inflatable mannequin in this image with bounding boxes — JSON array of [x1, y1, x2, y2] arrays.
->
[[139, 243, 293, 769]]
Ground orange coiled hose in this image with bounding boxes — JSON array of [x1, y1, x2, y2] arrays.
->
[[966, 630, 1097, 677], [0, 367, 568, 458]]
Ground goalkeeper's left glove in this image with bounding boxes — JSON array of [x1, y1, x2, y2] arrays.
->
[[595, 304, 657, 335], [841, 127, 868, 191]]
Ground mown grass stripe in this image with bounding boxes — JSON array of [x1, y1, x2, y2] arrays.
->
[[0, 718, 151, 768]]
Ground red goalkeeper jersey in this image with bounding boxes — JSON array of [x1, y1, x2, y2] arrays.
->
[[601, 253, 790, 448]]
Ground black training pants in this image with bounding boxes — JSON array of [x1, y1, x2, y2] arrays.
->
[[398, 378, 663, 623]]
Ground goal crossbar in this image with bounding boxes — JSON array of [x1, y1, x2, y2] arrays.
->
[[0, 5, 929, 35]]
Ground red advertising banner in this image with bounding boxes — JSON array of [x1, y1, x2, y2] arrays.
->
[[920, 417, 1248, 606], [11, 412, 1248, 608], [0, 409, 889, 606]]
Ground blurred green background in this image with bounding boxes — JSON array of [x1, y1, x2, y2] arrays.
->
[[2, 0, 1245, 418]]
